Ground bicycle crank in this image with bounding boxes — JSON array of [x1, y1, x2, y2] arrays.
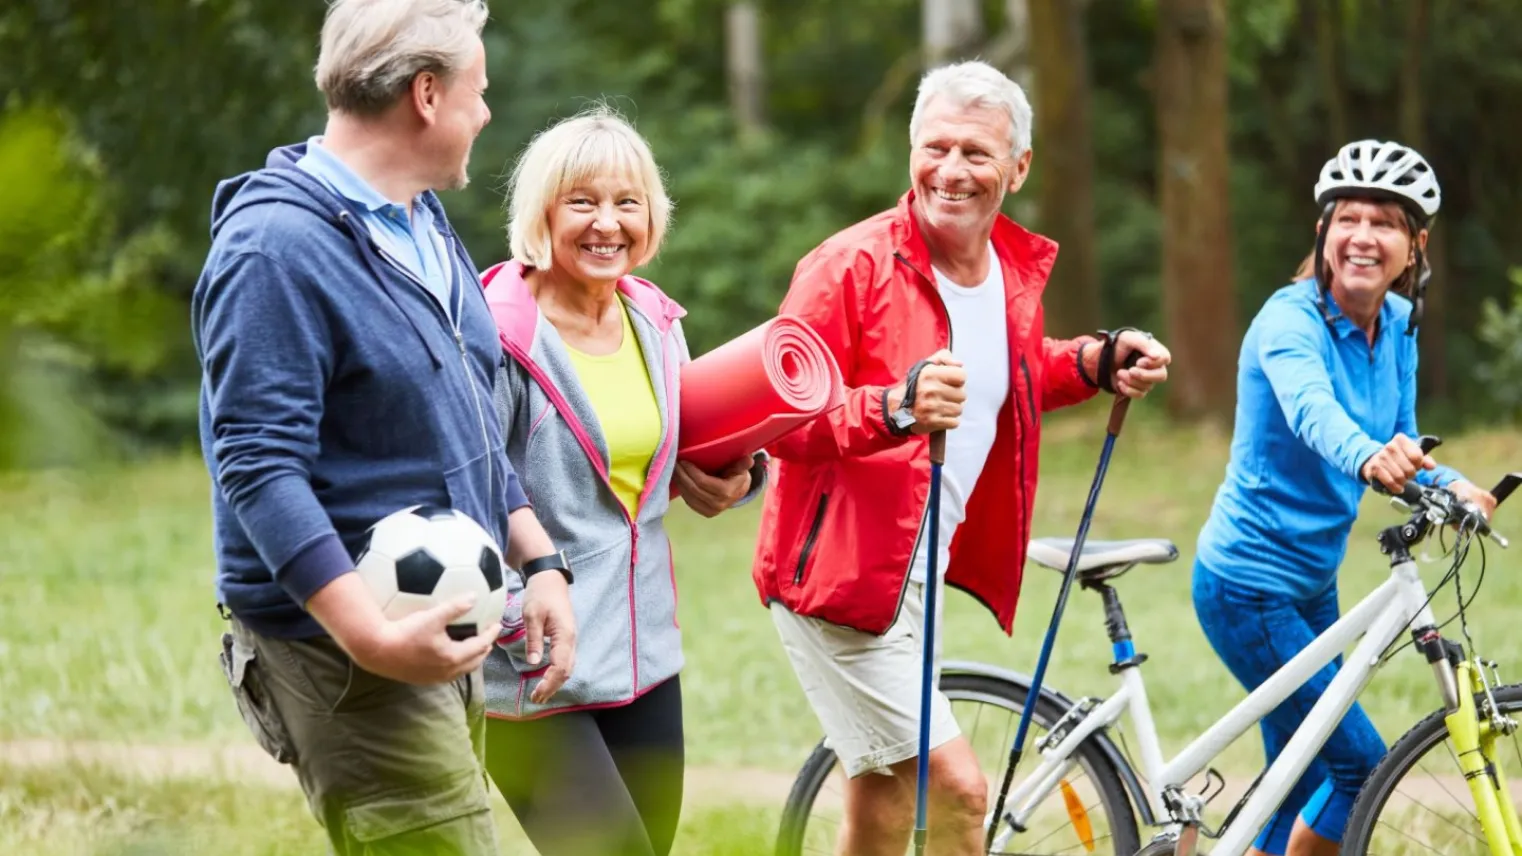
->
[[1130, 830, 1211, 856]]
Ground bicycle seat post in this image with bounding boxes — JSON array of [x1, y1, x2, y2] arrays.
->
[[1084, 576, 1149, 673]]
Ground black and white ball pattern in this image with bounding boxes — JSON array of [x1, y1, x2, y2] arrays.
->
[[354, 505, 507, 640]]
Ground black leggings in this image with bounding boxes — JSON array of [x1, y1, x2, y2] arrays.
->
[[484, 676, 685, 856]]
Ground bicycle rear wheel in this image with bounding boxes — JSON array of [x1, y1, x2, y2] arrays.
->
[[775, 672, 1141, 856], [1342, 682, 1522, 854]]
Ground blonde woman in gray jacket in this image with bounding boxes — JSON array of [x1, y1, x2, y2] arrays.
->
[[479, 106, 764, 856]]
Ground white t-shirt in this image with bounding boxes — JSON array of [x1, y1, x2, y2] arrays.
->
[[909, 245, 1011, 583]]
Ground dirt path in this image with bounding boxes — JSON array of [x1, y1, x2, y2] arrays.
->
[[0, 738, 799, 809], [6, 737, 1508, 816]]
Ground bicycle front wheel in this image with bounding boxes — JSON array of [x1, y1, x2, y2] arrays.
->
[[1343, 682, 1522, 855], [775, 672, 1141, 856]]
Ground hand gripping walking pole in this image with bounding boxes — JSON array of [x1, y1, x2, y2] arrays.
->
[[984, 387, 1138, 854], [913, 429, 947, 856]]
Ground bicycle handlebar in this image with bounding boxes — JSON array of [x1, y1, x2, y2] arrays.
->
[[1363, 433, 1517, 549], [1372, 474, 1512, 549]]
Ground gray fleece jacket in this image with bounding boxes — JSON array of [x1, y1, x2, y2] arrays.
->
[[480, 260, 761, 718]]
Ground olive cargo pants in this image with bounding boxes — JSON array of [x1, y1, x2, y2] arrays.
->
[[220, 616, 498, 854]]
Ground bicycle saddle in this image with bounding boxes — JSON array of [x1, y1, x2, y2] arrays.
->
[[1026, 537, 1179, 582]]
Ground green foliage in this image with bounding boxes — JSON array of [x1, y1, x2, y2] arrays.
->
[[642, 112, 911, 356], [1474, 269, 1522, 422], [5, 0, 1522, 461], [1227, 0, 1298, 85], [0, 0, 327, 243], [0, 106, 187, 468]]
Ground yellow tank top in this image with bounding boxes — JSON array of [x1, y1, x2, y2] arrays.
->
[[565, 302, 663, 515]]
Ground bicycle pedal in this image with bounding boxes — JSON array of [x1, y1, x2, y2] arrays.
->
[[1131, 831, 1211, 856]]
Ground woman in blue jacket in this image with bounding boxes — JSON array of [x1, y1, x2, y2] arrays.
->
[[1192, 140, 1497, 856]]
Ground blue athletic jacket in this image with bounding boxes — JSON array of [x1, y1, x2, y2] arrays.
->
[[1195, 278, 1462, 600], [192, 142, 529, 638]]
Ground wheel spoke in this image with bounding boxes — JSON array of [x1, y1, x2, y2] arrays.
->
[[778, 676, 1138, 856], [1372, 818, 1457, 856], [1388, 783, 1487, 845], [1428, 742, 1484, 824], [1011, 796, 1114, 853], [1353, 693, 1522, 854]]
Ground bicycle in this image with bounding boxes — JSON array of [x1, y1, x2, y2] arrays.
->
[[777, 467, 1522, 856]]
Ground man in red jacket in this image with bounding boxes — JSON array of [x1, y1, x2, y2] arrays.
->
[[752, 60, 1171, 855]]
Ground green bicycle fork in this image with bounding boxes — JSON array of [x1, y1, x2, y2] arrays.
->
[[1445, 660, 1522, 855]]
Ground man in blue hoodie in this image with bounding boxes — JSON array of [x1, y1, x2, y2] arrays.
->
[[191, 1, 577, 852]]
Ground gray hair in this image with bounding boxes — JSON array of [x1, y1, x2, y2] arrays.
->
[[909, 60, 1033, 158], [315, 0, 489, 116]]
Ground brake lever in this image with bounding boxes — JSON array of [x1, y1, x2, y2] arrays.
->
[[1463, 500, 1510, 549]]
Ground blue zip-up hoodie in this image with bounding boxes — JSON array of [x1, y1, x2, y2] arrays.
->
[[192, 142, 529, 639], [1195, 278, 1462, 601]]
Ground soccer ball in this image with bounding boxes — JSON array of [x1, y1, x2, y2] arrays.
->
[[354, 505, 508, 640]]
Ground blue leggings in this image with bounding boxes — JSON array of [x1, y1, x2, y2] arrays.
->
[[1192, 562, 1387, 854]]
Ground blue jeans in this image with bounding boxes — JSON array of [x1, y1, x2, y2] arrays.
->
[[1192, 562, 1387, 854]]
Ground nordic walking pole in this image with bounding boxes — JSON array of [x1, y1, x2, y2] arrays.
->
[[984, 355, 1141, 855], [913, 428, 947, 856]]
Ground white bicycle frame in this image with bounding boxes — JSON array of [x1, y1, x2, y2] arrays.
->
[[992, 554, 1440, 856]]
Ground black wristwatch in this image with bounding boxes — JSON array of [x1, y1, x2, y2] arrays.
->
[[886, 358, 932, 437], [521, 550, 574, 585]]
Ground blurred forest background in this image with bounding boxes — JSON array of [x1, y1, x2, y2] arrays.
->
[[4, 0, 1522, 470]]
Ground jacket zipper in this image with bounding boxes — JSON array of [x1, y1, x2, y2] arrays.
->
[[371, 239, 494, 498], [1017, 355, 1034, 549], [505, 316, 684, 697], [892, 252, 954, 615], [794, 493, 830, 585]]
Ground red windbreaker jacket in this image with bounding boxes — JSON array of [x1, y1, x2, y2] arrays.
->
[[751, 190, 1099, 635]]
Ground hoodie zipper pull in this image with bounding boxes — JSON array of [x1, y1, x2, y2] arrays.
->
[[454, 329, 467, 356]]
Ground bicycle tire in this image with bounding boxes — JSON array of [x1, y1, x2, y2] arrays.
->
[[1342, 681, 1522, 854], [775, 672, 1142, 856]]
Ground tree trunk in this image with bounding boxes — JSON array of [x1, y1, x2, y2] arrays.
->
[[1154, 0, 1238, 422], [1398, 0, 1448, 400], [1314, 0, 1349, 150], [1003, 0, 1033, 92], [923, 0, 983, 67], [725, 2, 765, 135], [1029, 0, 1099, 338]]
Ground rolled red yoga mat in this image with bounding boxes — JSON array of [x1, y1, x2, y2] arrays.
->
[[678, 315, 845, 472]]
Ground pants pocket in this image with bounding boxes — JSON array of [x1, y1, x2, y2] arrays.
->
[[220, 631, 298, 765], [343, 766, 495, 847]]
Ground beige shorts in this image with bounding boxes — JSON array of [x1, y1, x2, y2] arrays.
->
[[771, 583, 960, 778]]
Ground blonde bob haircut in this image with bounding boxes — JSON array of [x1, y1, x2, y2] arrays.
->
[[507, 105, 672, 270]]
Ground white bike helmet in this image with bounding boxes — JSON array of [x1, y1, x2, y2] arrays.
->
[[1310, 139, 1439, 337], [1313, 139, 1441, 221]]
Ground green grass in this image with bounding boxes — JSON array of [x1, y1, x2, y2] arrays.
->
[[0, 760, 782, 856], [3, 408, 1521, 784]]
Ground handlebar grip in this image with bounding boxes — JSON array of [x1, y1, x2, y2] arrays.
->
[[1372, 479, 1424, 506]]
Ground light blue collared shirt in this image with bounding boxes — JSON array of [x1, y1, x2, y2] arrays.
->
[[1195, 278, 1462, 600], [295, 137, 455, 316]]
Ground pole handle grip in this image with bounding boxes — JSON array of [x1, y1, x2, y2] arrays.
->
[[1105, 350, 1144, 436], [929, 430, 946, 465], [1107, 395, 1131, 436]]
